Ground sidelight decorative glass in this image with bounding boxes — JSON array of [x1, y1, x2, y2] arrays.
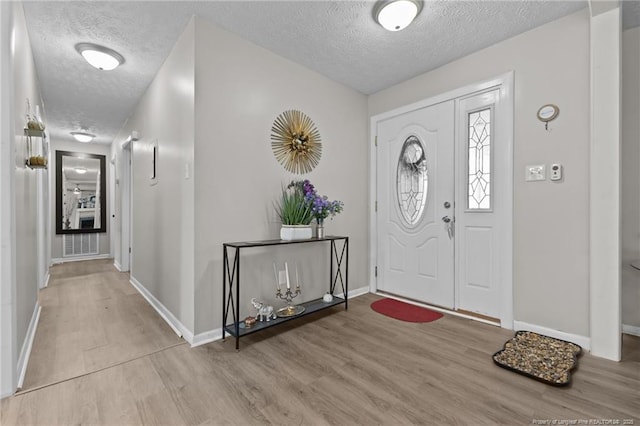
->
[[468, 108, 492, 210], [396, 135, 428, 226]]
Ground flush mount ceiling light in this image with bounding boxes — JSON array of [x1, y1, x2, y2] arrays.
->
[[75, 42, 125, 71], [373, 0, 423, 32], [70, 131, 95, 143], [74, 167, 87, 174]]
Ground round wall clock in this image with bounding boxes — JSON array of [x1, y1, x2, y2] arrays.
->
[[271, 110, 322, 174]]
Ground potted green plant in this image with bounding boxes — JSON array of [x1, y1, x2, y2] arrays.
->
[[274, 180, 343, 240], [275, 181, 313, 240]]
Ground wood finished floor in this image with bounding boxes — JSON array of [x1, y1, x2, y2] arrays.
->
[[2, 260, 639, 425], [20, 259, 184, 390]]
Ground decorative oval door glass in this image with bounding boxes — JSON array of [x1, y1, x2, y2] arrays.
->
[[396, 135, 428, 226]]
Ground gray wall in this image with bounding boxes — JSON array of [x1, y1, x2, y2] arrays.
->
[[369, 10, 591, 337], [112, 18, 196, 332], [49, 139, 111, 260], [192, 18, 369, 334], [622, 26, 640, 330], [1, 1, 44, 396]]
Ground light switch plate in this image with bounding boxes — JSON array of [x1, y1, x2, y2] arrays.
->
[[525, 164, 546, 181]]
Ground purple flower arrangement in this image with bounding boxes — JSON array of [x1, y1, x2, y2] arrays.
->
[[288, 180, 344, 223]]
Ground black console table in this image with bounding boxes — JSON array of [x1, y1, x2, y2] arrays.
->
[[222, 236, 349, 350]]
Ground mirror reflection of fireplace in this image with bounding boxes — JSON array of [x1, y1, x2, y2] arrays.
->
[[56, 151, 107, 234], [79, 216, 95, 229]]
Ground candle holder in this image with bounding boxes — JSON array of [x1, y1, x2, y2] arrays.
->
[[273, 261, 305, 318], [275, 285, 305, 317]]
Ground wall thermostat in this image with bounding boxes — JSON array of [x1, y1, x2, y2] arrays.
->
[[550, 163, 563, 181]]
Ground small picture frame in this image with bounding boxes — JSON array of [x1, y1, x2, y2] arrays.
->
[[150, 139, 158, 186]]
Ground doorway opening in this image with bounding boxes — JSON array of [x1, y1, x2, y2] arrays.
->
[[120, 137, 133, 272]]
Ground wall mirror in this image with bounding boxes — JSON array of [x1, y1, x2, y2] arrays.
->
[[55, 150, 106, 234]]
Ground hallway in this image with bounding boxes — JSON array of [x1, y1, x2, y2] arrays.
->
[[21, 259, 184, 391]]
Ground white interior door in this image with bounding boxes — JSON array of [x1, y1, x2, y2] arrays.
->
[[376, 101, 455, 308], [121, 141, 131, 272]]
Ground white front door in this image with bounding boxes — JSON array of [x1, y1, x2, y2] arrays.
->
[[456, 89, 505, 318], [376, 101, 455, 308]]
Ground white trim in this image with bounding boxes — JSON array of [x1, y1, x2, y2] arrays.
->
[[335, 285, 370, 300], [50, 253, 110, 265], [369, 72, 514, 328], [120, 139, 132, 272], [129, 275, 191, 341], [369, 120, 378, 295], [370, 74, 513, 124], [191, 328, 223, 347], [109, 153, 116, 259], [589, 6, 621, 361], [513, 320, 591, 351], [498, 73, 514, 329], [622, 324, 640, 337], [43, 271, 50, 288], [16, 304, 41, 391], [0, 0, 16, 399], [36, 170, 47, 290], [182, 329, 194, 344], [113, 261, 122, 272]]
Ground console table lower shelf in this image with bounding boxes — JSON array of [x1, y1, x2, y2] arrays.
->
[[224, 296, 345, 339]]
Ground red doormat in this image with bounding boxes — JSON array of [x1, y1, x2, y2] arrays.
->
[[371, 298, 443, 323]]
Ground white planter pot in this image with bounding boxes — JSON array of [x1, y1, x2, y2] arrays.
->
[[280, 225, 312, 241]]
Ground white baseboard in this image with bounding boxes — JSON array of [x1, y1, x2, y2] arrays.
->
[[336, 285, 370, 300], [43, 271, 50, 288], [191, 328, 223, 347], [113, 261, 122, 272], [129, 275, 193, 343], [513, 320, 591, 351], [51, 254, 111, 265], [16, 303, 41, 391], [622, 324, 640, 337]]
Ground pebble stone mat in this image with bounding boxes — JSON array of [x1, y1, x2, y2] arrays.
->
[[493, 330, 582, 386]]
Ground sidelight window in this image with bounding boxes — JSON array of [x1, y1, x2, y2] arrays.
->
[[468, 108, 492, 210]]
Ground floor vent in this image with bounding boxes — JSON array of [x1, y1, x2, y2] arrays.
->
[[63, 233, 99, 257]]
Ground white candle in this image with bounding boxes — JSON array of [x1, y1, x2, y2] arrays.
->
[[285, 262, 291, 289], [296, 263, 300, 287], [273, 263, 280, 291]]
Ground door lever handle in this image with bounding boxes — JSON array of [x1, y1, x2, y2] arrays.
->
[[443, 216, 454, 239]]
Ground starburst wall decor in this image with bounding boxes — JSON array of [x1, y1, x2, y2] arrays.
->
[[271, 110, 322, 174]]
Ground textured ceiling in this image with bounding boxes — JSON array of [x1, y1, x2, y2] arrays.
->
[[23, 0, 626, 147], [623, 0, 640, 29]]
